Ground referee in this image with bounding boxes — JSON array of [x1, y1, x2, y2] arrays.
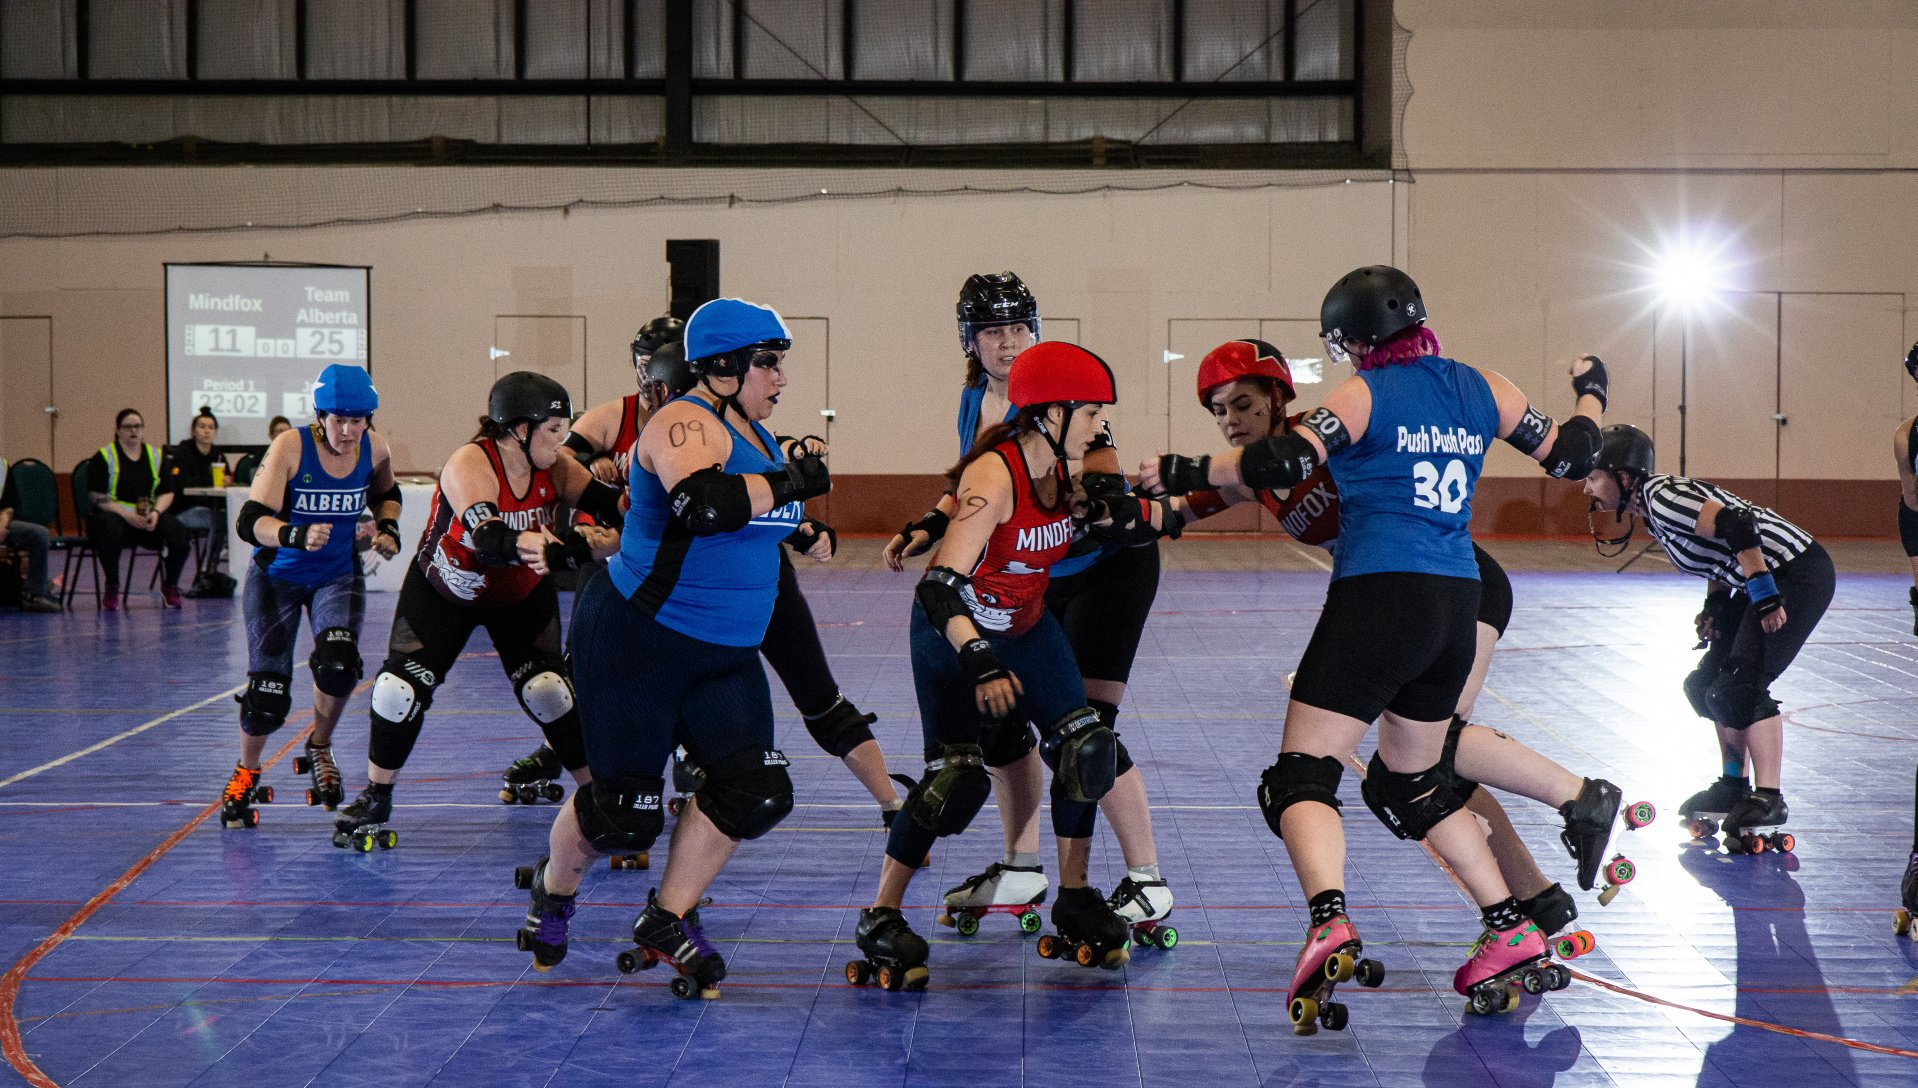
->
[[1584, 423, 1832, 852]]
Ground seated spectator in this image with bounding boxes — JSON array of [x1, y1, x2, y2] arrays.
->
[[0, 457, 61, 612], [167, 407, 232, 595], [267, 416, 292, 440], [87, 408, 191, 610]]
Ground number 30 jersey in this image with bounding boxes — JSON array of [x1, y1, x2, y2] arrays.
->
[[1326, 355, 1498, 582]]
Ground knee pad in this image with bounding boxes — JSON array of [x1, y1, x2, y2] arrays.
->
[[903, 743, 991, 837], [370, 659, 435, 726], [802, 696, 877, 759], [1257, 753, 1344, 838], [576, 774, 665, 853], [1091, 701, 1136, 778], [1704, 667, 1778, 731], [236, 672, 293, 737], [1360, 750, 1480, 842], [694, 747, 794, 840], [512, 659, 575, 725], [1038, 707, 1117, 804], [979, 714, 1037, 767], [1682, 665, 1718, 721], [1113, 737, 1134, 779], [308, 627, 363, 699]]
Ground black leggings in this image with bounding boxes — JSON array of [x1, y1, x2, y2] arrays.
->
[[88, 508, 191, 587], [1043, 541, 1162, 687], [759, 550, 839, 716], [1694, 542, 1835, 723]]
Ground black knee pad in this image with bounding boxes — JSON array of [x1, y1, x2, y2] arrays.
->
[[308, 627, 363, 698], [1113, 737, 1134, 779], [1038, 706, 1117, 804], [980, 713, 1037, 766], [694, 747, 794, 840], [1360, 750, 1480, 842], [576, 774, 665, 853], [1682, 665, 1718, 721], [368, 658, 435, 770], [1257, 753, 1344, 839], [1704, 667, 1778, 731], [802, 696, 877, 759], [903, 743, 991, 837], [1090, 701, 1136, 778], [236, 672, 293, 737]]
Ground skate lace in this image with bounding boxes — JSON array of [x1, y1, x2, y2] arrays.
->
[[533, 899, 575, 944], [949, 862, 1005, 896], [307, 747, 340, 786], [679, 917, 718, 962], [1105, 878, 1143, 913], [223, 767, 257, 804]]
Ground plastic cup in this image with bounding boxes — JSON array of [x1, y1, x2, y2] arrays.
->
[[211, 463, 226, 488]]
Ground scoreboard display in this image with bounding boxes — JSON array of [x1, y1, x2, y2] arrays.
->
[[165, 263, 371, 446]]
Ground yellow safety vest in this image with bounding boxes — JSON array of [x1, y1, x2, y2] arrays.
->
[[100, 442, 162, 509]]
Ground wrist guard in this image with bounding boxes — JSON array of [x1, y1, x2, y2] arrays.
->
[[1155, 454, 1212, 496], [1571, 355, 1609, 410], [762, 449, 831, 506], [901, 507, 950, 543], [957, 638, 1009, 686], [276, 522, 309, 549]]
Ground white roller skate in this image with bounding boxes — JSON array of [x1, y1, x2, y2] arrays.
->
[[1107, 872, 1178, 950], [937, 862, 1049, 937]]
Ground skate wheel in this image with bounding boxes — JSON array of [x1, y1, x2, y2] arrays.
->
[[1355, 958, 1384, 988], [1554, 930, 1594, 960], [1324, 951, 1356, 984], [255, 786, 273, 804], [305, 788, 318, 807], [1604, 856, 1635, 886], [516, 785, 538, 805], [294, 756, 311, 774], [1547, 963, 1571, 991], [378, 830, 398, 849], [1100, 946, 1128, 971], [354, 833, 373, 853], [954, 912, 980, 937], [1521, 967, 1549, 995], [1019, 911, 1043, 935], [1597, 885, 1621, 907], [901, 966, 929, 991], [1687, 818, 1715, 839], [1895, 909, 1914, 937], [667, 797, 686, 817], [845, 960, 870, 986], [877, 965, 901, 992], [543, 783, 565, 803], [1626, 801, 1657, 828], [1074, 942, 1097, 968], [1320, 1001, 1349, 1032], [670, 975, 695, 999], [499, 788, 518, 805], [514, 865, 535, 890], [934, 912, 955, 929], [1131, 929, 1147, 947], [1775, 833, 1795, 853], [1154, 925, 1177, 950], [1036, 934, 1060, 960], [1289, 997, 1320, 1035]]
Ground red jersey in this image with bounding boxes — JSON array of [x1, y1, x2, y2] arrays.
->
[[610, 394, 644, 479], [416, 438, 563, 606], [959, 440, 1073, 637], [1188, 414, 1342, 548]]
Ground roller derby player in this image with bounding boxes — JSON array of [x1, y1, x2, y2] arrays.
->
[[332, 372, 621, 852], [852, 341, 1163, 993], [513, 299, 821, 999], [1144, 266, 1621, 1028], [1895, 341, 1918, 937], [1169, 341, 1643, 943], [1583, 424, 1831, 855], [885, 272, 1171, 942], [222, 365, 400, 829]]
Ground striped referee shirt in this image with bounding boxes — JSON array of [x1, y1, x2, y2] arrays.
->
[[1638, 474, 1814, 586]]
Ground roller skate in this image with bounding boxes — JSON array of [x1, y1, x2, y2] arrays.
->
[[293, 743, 343, 810], [512, 856, 575, 971], [1035, 885, 1129, 970], [499, 745, 566, 805], [1519, 883, 1596, 961], [845, 907, 930, 992], [1894, 852, 1918, 937], [1679, 775, 1750, 840], [331, 784, 397, 852], [1722, 789, 1793, 855], [220, 763, 272, 829], [1108, 873, 1178, 951], [937, 862, 1048, 936], [1285, 915, 1383, 1036], [666, 748, 703, 817], [1455, 920, 1568, 1016], [618, 889, 725, 999]]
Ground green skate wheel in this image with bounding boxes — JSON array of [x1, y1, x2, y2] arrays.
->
[[955, 912, 980, 937], [1626, 801, 1656, 828], [1155, 926, 1179, 950], [1018, 911, 1042, 935], [354, 832, 373, 853], [378, 830, 398, 849]]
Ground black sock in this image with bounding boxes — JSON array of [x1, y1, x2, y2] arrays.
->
[[1480, 897, 1525, 932], [1308, 889, 1346, 927], [1753, 786, 1781, 799], [366, 781, 394, 797]]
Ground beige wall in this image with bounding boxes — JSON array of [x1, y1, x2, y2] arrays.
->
[[3, 1, 1914, 526]]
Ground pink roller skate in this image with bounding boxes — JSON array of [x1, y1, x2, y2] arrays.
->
[[1454, 920, 1568, 1016], [1285, 915, 1383, 1036]]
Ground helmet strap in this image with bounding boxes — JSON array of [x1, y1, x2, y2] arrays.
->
[[1588, 494, 1637, 558]]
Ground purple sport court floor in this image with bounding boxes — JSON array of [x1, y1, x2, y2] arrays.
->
[[3, 537, 1918, 1088]]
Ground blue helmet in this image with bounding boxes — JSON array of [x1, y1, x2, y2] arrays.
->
[[313, 364, 379, 416], [684, 298, 792, 376]]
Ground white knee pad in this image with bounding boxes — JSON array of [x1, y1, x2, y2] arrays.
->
[[371, 670, 422, 724], [517, 670, 575, 724]]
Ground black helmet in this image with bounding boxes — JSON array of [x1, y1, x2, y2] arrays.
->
[[1320, 265, 1427, 347], [488, 371, 572, 427], [1904, 340, 1918, 383], [644, 341, 694, 399], [1594, 423, 1655, 479], [632, 315, 685, 368], [957, 272, 1040, 357]]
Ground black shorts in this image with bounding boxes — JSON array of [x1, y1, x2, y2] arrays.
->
[[383, 563, 563, 685], [1699, 541, 1835, 692], [1473, 543, 1512, 637], [1043, 541, 1161, 686], [1291, 572, 1481, 724]]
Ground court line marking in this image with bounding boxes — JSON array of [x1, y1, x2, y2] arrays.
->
[[0, 685, 244, 791]]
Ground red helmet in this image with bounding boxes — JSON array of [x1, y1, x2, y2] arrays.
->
[[1008, 342, 1117, 408], [1195, 339, 1293, 407]]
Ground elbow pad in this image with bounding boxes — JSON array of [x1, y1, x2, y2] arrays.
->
[[236, 499, 277, 547], [562, 431, 595, 457], [916, 566, 974, 630], [1538, 413, 1602, 480], [1713, 505, 1763, 553], [761, 450, 832, 507], [576, 477, 625, 531], [371, 482, 402, 510], [669, 467, 753, 535], [1239, 430, 1321, 491], [1899, 499, 1918, 558], [469, 519, 521, 566]]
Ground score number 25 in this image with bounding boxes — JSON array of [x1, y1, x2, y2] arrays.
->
[[298, 327, 359, 359]]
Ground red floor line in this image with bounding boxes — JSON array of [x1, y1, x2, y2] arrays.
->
[[0, 681, 369, 1088], [1568, 968, 1918, 1060]]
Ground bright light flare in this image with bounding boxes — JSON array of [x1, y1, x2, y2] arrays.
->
[[1648, 235, 1733, 313]]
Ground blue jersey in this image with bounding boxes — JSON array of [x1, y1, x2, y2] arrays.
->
[[955, 378, 1113, 579], [1327, 356, 1498, 582], [609, 399, 805, 646], [266, 426, 372, 586]]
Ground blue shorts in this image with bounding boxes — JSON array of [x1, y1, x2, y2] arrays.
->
[[908, 600, 1088, 759], [243, 561, 365, 677]]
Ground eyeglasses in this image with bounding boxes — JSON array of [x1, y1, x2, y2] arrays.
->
[[119, 422, 144, 431]]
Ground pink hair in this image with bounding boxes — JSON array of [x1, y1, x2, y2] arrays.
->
[[1356, 324, 1441, 371]]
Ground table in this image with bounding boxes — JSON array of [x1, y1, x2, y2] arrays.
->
[[182, 481, 436, 593]]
